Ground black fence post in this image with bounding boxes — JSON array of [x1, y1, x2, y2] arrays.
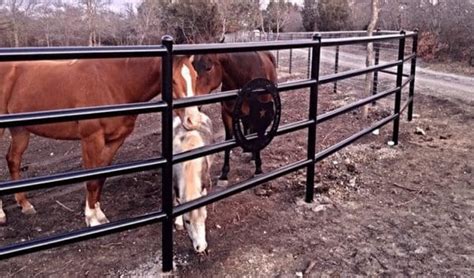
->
[[161, 35, 174, 273], [372, 29, 381, 105], [392, 31, 406, 145], [307, 47, 311, 78], [276, 50, 280, 68], [305, 33, 321, 203], [289, 34, 294, 74], [334, 45, 339, 93], [408, 29, 418, 121]]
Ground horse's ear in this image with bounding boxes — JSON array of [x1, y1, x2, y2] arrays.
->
[[219, 36, 225, 43], [201, 188, 207, 196], [188, 55, 194, 63]]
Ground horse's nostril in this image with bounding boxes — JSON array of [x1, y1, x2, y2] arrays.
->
[[195, 245, 200, 251], [185, 117, 195, 129]]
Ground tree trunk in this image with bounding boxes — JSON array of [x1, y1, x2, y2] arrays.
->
[[363, 0, 380, 118], [220, 17, 226, 42], [259, 11, 266, 40]]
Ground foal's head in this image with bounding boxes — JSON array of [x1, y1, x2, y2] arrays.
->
[[173, 56, 201, 130], [183, 189, 208, 253], [192, 54, 224, 95]]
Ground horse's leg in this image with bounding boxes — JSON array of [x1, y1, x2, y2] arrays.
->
[[241, 119, 255, 162], [0, 200, 5, 225], [6, 127, 36, 215], [218, 107, 233, 187], [254, 151, 263, 176], [172, 178, 183, 230], [174, 198, 183, 230], [81, 132, 127, 227]]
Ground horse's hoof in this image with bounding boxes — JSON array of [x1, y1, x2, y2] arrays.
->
[[0, 215, 6, 225], [96, 213, 109, 225], [217, 179, 228, 188], [99, 217, 110, 225], [86, 217, 108, 227], [253, 171, 263, 177], [86, 218, 100, 227], [22, 205, 36, 215], [85, 215, 109, 227]]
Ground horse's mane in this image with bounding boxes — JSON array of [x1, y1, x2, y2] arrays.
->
[[264, 52, 277, 68]]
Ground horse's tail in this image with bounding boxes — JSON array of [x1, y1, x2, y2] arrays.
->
[[262, 52, 278, 82], [0, 62, 15, 138]]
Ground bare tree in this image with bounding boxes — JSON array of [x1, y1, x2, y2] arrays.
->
[[285, 9, 304, 32], [265, 0, 295, 37], [81, 0, 111, 46], [3, 0, 38, 47], [133, 0, 161, 45], [363, 0, 379, 118]]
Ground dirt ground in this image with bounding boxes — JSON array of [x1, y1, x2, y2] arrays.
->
[[0, 64, 472, 277]]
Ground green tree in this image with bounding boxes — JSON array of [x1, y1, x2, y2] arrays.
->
[[317, 0, 350, 31], [160, 0, 221, 43], [302, 0, 317, 31]]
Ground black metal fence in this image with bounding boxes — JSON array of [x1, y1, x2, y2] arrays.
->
[[0, 30, 418, 273]]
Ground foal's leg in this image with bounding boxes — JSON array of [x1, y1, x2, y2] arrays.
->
[[6, 128, 36, 216], [81, 132, 127, 227], [218, 108, 233, 186], [172, 180, 183, 230], [174, 198, 184, 230]]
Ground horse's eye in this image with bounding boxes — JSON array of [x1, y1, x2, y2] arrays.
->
[[185, 220, 191, 224], [205, 65, 213, 72]]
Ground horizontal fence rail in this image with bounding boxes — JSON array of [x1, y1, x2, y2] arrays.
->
[[0, 45, 167, 61], [0, 30, 417, 273], [0, 102, 167, 128]]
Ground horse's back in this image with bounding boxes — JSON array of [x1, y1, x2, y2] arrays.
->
[[0, 59, 159, 140], [3, 60, 124, 112], [223, 52, 277, 88]]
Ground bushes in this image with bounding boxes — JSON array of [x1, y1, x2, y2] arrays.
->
[[417, 32, 447, 61]]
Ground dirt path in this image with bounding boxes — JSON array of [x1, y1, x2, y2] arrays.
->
[[330, 49, 474, 101], [291, 48, 474, 102]]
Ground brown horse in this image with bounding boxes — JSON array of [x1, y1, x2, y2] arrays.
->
[[0, 56, 201, 226], [192, 51, 277, 185]]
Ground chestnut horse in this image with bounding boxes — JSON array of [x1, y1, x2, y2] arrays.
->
[[0, 56, 201, 226], [172, 111, 213, 253], [193, 52, 277, 185]]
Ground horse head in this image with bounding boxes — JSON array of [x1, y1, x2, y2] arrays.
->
[[182, 190, 208, 253], [192, 54, 224, 95], [172, 55, 202, 130]]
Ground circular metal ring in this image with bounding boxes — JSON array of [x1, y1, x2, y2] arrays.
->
[[232, 78, 281, 153]]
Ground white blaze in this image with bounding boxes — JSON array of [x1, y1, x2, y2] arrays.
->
[[181, 64, 195, 97], [180, 64, 201, 129]]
